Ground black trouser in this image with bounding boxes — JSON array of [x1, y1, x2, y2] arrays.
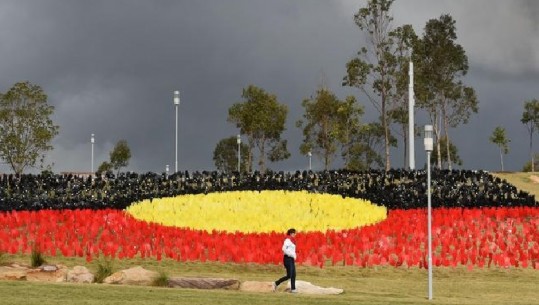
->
[[275, 255, 296, 290]]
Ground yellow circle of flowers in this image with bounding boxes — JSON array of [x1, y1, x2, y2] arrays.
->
[[126, 190, 387, 233]]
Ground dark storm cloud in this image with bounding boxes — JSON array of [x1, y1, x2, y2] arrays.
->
[[0, 1, 537, 173]]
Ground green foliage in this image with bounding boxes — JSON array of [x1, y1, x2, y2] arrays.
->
[[490, 126, 510, 155], [297, 89, 362, 170], [227, 85, 289, 172], [343, 0, 416, 171], [431, 137, 463, 169], [213, 136, 249, 172], [414, 15, 477, 170], [344, 122, 396, 171], [521, 99, 539, 172], [522, 153, 539, 172], [110, 140, 131, 175], [97, 161, 113, 175], [30, 247, 46, 267], [152, 270, 170, 287], [0, 81, 59, 174], [94, 259, 114, 283]]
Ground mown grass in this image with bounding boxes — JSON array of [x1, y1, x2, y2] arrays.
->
[[492, 172, 539, 199], [1, 254, 538, 305]]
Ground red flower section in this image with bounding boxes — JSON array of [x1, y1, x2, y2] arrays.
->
[[0, 207, 538, 269]]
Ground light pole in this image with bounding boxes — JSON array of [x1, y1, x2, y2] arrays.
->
[[173, 90, 180, 173], [308, 151, 312, 171], [91, 133, 95, 175], [424, 125, 433, 300], [236, 134, 241, 172], [166, 164, 169, 177]]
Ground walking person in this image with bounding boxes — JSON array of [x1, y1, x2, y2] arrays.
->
[[273, 228, 297, 293]]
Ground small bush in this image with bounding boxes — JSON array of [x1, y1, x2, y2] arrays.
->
[[152, 271, 170, 287], [31, 248, 46, 267], [94, 259, 114, 283]]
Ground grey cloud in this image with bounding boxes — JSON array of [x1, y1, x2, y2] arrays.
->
[[0, 0, 537, 174]]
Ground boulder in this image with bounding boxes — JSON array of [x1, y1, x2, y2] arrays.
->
[[103, 266, 158, 285], [239, 281, 274, 293], [67, 266, 95, 283], [286, 280, 344, 295], [0, 264, 29, 281], [168, 277, 240, 290], [26, 264, 68, 283]]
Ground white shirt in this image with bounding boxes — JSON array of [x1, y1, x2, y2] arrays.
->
[[282, 237, 296, 259]]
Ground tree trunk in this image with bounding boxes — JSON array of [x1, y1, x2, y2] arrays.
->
[[258, 137, 266, 172], [382, 93, 390, 171], [247, 138, 255, 173], [500, 146, 504, 171], [531, 132, 535, 172], [432, 110, 442, 169], [442, 99, 452, 170]]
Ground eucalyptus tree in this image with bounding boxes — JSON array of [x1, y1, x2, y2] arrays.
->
[[521, 99, 539, 172], [414, 14, 478, 169], [297, 89, 359, 170], [489, 126, 510, 171], [228, 85, 289, 172], [0, 81, 59, 174], [343, 0, 414, 171]]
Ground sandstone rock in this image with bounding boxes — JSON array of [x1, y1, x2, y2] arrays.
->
[[67, 266, 95, 283], [286, 280, 344, 295], [0, 264, 29, 281], [168, 277, 240, 290], [103, 266, 158, 285], [239, 281, 274, 293], [26, 264, 68, 283]]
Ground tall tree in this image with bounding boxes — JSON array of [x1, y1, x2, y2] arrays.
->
[[227, 85, 289, 172], [431, 136, 462, 169], [109, 140, 131, 175], [489, 126, 510, 171], [414, 14, 475, 169], [521, 99, 539, 172], [344, 0, 414, 171], [297, 88, 345, 170], [337, 96, 364, 168], [346, 122, 393, 170], [213, 136, 249, 172], [0, 81, 59, 174]]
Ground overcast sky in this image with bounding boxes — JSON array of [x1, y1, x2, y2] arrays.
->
[[0, 0, 538, 174]]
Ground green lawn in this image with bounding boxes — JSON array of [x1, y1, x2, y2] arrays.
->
[[1, 255, 538, 305], [492, 172, 539, 199]]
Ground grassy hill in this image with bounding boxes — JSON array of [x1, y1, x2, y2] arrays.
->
[[492, 172, 539, 200]]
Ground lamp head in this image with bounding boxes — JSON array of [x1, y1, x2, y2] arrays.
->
[[308, 151, 312, 157], [173, 90, 180, 105], [236, 134, 241, 144], [424, 125, 433, 152], [91, 133, 95, 144]]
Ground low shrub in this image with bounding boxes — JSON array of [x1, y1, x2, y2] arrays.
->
[[152, 271, 169, 287], [94, 259, 114, 283]]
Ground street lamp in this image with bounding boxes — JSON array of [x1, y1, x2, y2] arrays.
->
[[91, 133, 95, 175], [236, 135, 241, 172], [166, 164, 169, 177], [173, 90, 180, 173], [424, 125, 433, 300], [308, 150, 312, 171]]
